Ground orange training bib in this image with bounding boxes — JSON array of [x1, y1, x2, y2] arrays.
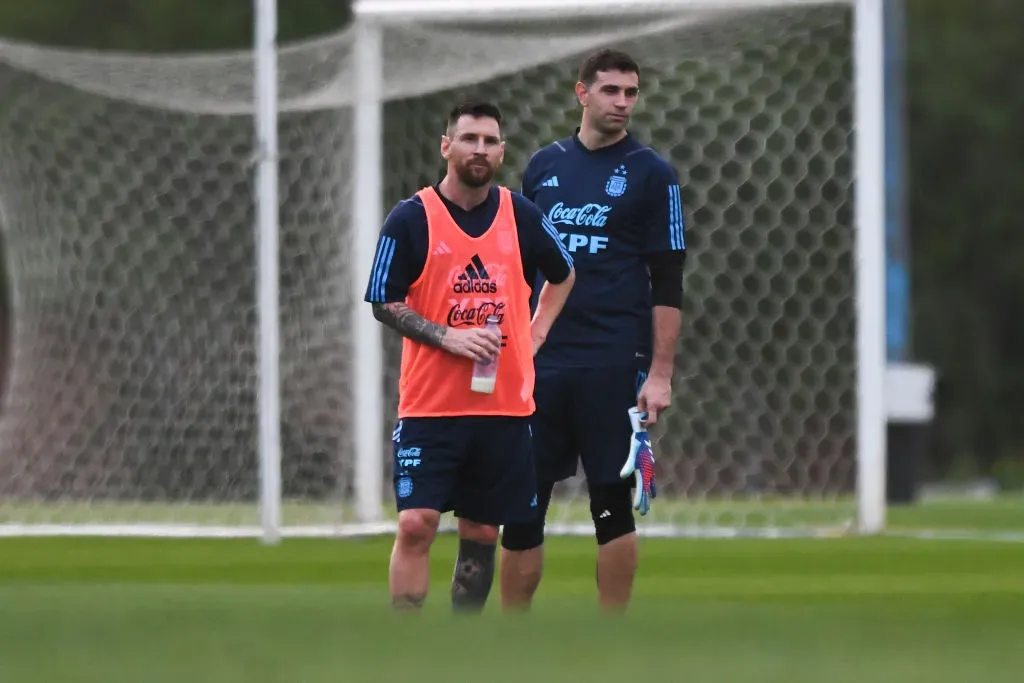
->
[[396, 186, 535, 418]]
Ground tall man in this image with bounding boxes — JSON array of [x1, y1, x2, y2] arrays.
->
[[500, 49, 687, 612], [365, 100, 575, 612]]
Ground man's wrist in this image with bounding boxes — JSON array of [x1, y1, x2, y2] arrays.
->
[[647, 363, 673, 381], [530, 319, 550, 343], [437, 327, 452, 352]]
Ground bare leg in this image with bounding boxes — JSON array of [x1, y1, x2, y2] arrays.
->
[[498, 480, 552, 612], [389, 508, 441, 611], [451, 518, 498, 613], [596, 532, 637, 612], [499, 545, 544, 611]]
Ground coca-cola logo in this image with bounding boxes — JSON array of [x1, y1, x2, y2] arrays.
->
[[447, 301, 506, 327], [546, 202, 611, 228]]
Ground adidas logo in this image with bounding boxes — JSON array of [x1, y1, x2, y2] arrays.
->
[[453, 254, 497, 294], [541, 176, 559, 188], [432, 240, 452, 256]]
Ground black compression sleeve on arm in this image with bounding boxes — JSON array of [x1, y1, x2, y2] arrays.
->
[[647, 250, 686, 309]]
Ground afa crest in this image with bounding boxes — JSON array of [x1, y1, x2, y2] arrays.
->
[[605, 164, 628, 197], [397, 476, 413, 499]]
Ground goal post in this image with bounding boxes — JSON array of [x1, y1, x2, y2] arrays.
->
[[254, 0, 283, 545], [851, 0, 887, 534], [351, 16, 387, 530], [0, 0, 888, 539], [351, 0, 887, 534], [353, 0, 848, 21]]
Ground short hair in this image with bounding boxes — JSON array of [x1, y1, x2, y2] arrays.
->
[[578, 48, 641, 87], [445, 98, 503, 135]]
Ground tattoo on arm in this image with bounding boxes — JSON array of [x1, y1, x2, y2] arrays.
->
[[372, 302, 447, 349]]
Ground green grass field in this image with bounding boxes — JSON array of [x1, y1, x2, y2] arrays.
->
[[1, 498, 1023, 683]]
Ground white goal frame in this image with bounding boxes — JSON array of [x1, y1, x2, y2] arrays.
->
[[346, 0, 888, 537], [255, 0, 282, 544]]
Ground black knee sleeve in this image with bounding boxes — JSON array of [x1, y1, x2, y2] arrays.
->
[[590, 481, 635, 545], [500, 479, 555, 552], [451, 538, 495, 613]]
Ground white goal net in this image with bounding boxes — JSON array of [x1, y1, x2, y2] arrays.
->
[[0, 2, 859, 536]]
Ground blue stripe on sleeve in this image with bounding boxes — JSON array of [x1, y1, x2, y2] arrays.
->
[[369, 236, 396, 302], [668, 184, 685, 250], [541, 214, 574, 267]]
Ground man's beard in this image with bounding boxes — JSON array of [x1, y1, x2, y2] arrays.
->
[[455, 159, 494, 188]]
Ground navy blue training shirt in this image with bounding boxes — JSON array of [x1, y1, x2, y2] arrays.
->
[[363, 185, 573, 306], [523, 130, 686, 370]]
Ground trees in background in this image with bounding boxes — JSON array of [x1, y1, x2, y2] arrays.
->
[[907, 0, 1024, 482]]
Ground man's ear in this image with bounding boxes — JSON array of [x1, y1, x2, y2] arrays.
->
[[575, 81, 588, 107], [440, 135, 451, 160]]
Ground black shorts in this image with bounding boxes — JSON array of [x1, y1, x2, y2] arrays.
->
[[391, 415, 538, 526], [531, 363, 648, 486]]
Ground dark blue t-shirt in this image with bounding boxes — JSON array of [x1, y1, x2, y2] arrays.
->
[[523, 131, 686, 369], [363, 185, 573, 305]]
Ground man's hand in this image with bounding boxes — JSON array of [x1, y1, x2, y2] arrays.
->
[[642, 304, 681, 426], [371, 302, 499, 363], [636, 372, 671, 426], [442, 327, 501, 364]]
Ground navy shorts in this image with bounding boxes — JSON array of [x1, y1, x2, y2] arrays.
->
[[530, 363, 648, 486], [391, 415, 538, 526]]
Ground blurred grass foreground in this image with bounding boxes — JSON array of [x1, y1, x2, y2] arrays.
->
[[0, 528, 1022, 683]]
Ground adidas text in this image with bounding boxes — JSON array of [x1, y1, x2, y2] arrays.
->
[[453, 280, 497, 294]]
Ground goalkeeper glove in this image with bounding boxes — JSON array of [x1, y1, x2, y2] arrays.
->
[[619, 406, 657, 516]]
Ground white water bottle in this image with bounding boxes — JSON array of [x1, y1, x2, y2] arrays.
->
[[470, 315, 501, 394]]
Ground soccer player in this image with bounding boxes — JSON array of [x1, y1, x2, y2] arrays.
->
[[500, 49, 687, 612], [364, 99, 576, 612]]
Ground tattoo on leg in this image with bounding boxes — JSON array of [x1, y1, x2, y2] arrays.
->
[[372, 302, 447, 349], [451, 539, 496, 613], [392, 593, 426, 611]]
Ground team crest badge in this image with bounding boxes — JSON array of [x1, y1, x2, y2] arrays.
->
[[605, 165, 628, 197]]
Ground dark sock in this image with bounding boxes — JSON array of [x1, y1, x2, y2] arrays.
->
[[451, 538, 496, 613]]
